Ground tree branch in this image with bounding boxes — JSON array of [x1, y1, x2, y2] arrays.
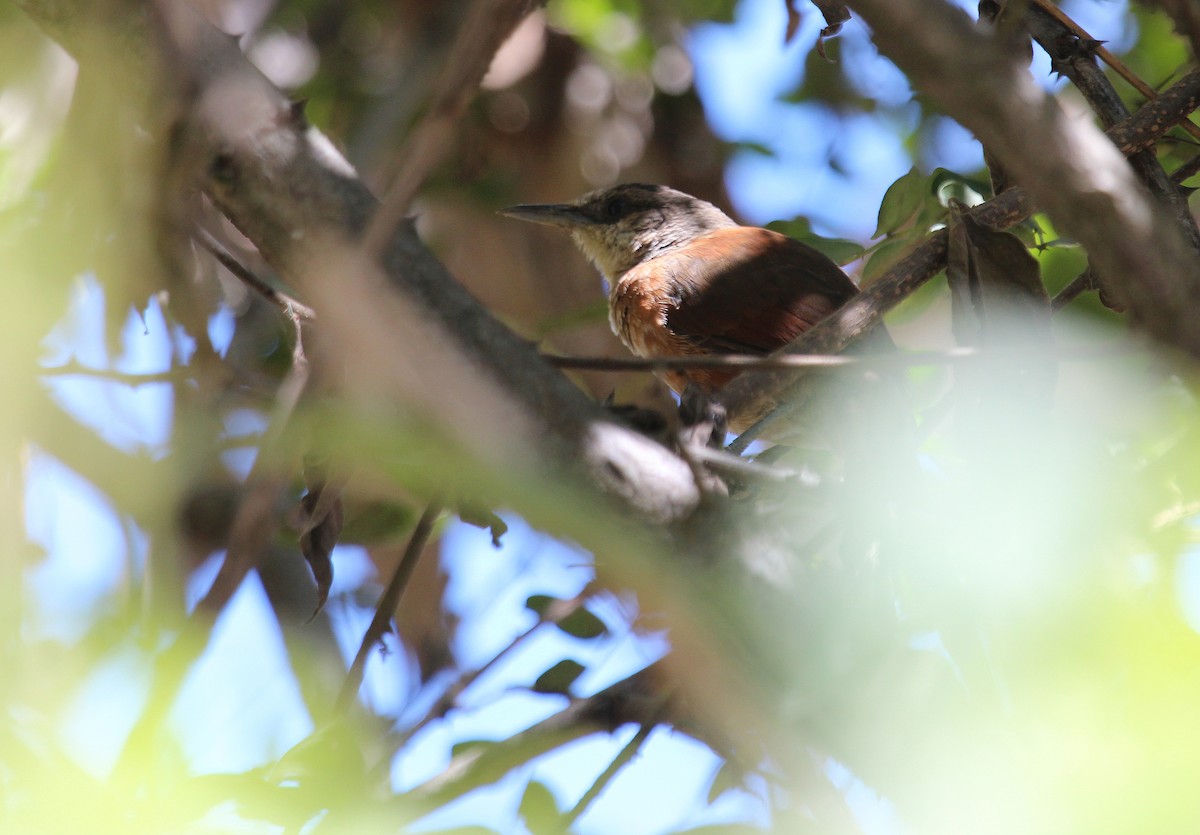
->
[[719, 58, 1200, 435], [136, 0, 701, 524], [364, 0, 539, 255], [845, 0, 1200, 351], [337, 497, 444, 711]]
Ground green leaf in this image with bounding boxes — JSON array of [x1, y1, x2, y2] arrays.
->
[[874, 166, 926, 238], [450, 739, 496, 759], [705, 759, 748, 805], [735, 140, 775, 158], [519, 780, 566, 834], [525, 595, 608, 639], [533, 659, 586, 695], [558, 606, 607, 639], [861, 237, 915, 285], [457, 501, 508, 547], [769, 218, 865, 265], [930, 167, 988, 208], [525, 594, 554, 617]]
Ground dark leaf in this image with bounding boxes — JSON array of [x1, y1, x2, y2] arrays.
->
[[784, 0, 802, 44], [945, 205, 1056, 425], [533, 659, 586, 695], [457, 501, 508, 547], [945, 205, 1050, 348], [269, 721, 366, 802], [525, 594, 555, 617], [339, 500, 414, 545], [526, 595, 609, 639], [810, 0, 850, 59], [519, 780, 566, 834], [557, 607, 607, 640], [706, 759, 749, 805], [299, 489, 342, 618], [450, 739, 496, 759], [931, 167, 989, 208], [735, 140, 776, 157]]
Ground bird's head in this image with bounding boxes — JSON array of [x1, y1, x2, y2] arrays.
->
[[499, 183, 737, 281]]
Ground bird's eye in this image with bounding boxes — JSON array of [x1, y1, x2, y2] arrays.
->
[[604, 196, 628, 220]]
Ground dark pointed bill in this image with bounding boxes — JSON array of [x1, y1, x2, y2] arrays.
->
[[497, 203, 595, 228]]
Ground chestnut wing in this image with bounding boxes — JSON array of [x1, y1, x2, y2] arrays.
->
[[661, 227, 858, 355]]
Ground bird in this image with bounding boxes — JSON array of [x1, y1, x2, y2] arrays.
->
[[500, 183, 875, 434]]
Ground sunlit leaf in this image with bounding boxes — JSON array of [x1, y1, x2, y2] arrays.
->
[[519, 779, 567, 834]]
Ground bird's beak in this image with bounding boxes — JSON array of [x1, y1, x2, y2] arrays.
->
[[498, 202, 592, 229]]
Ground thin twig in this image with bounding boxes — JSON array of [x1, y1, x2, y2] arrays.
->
[[562, 721, 656, 827], [363, 0, 538, 257], [39, 363, 188, 385], [1173, 151, 1200, 183], [195, 228, 316, 321], [117, 292, 314, 777], [680, 443, 797, 482], [722, 66, 1200, 450], [1030, 0, 1200, 144], [1051, 267, 1097, 311], [1024, 2, 1200, 252], [368, 589, 606, 779], [375, 620, 544, 771], [545, 343, 1139, 374], [407, 662, 671, 812], [338, 496, 445, 711]]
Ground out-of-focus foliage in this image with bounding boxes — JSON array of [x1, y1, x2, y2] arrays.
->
[[10, 0, 1200, 834]]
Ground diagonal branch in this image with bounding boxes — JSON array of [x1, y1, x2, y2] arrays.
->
[[337, 497, 444, 711], [364, 0, 539, 256], [844, 0, 1200, 350], [721, 61, 1200, 440], [1021, 1, 1200, 251], [129, 0, 701, 525]]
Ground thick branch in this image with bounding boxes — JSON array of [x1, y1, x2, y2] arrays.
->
[[113, 2, 702, 524], [719, 56, 1200, 427], [1022, 2, 1200, 251], [845, 0, 1200, 352]]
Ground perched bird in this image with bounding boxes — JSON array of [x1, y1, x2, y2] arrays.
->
[[500, 183, 872, 433]]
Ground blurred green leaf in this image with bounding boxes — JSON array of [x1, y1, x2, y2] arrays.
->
[[558, 606, 607, 639], [526, 595, 608, 638], [769, 217, 865, 265], [705, 758, 747, 805], [930, 167, 989, 208], [533, 659, 586, 694], [861, 236, 916, 285], [519, 779, 567, 834], [451, 739, 498, 759], [458, 501, 509, 547]]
